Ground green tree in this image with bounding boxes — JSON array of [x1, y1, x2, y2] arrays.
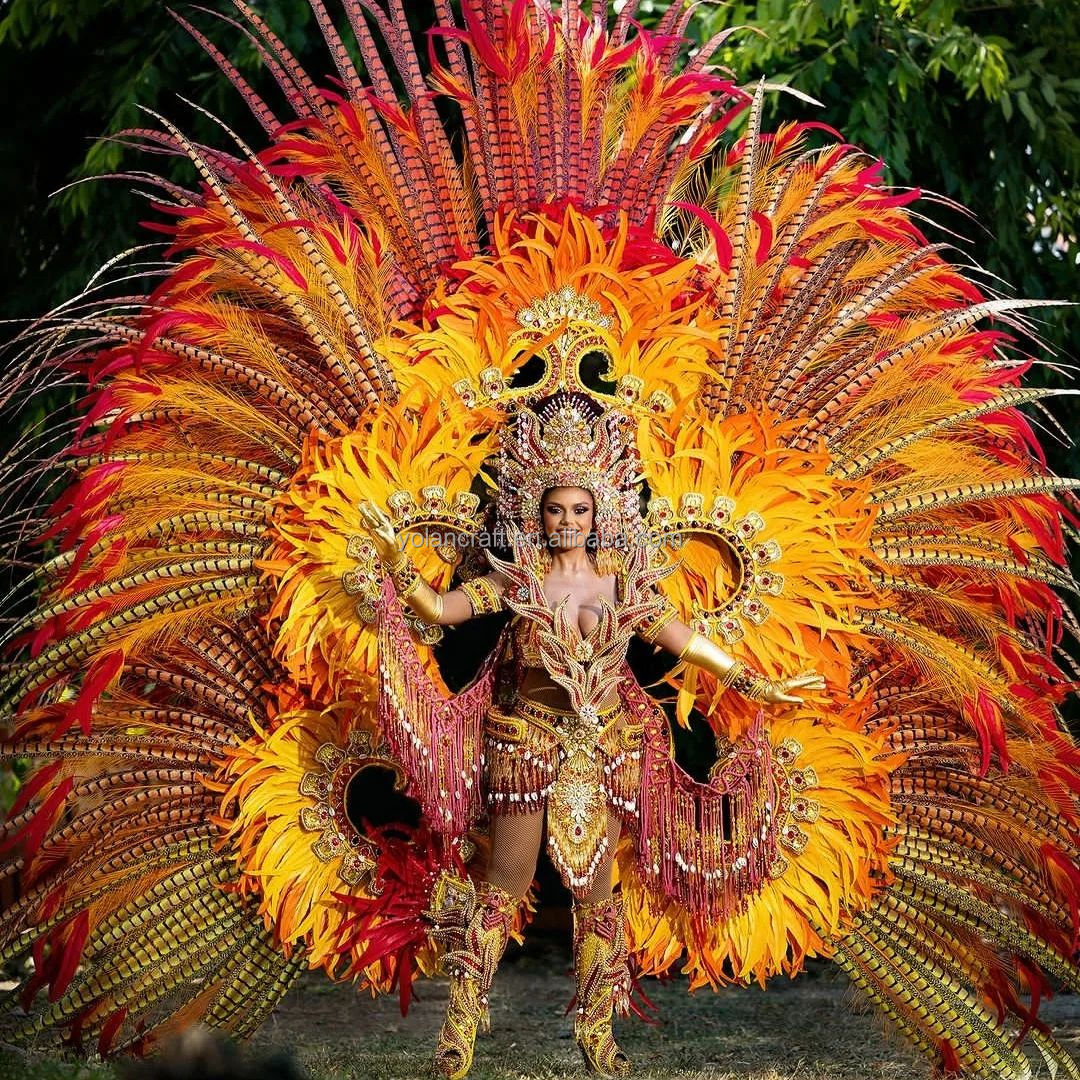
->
[[5, 1, 1076, 349], [0, 0, 325, 321]]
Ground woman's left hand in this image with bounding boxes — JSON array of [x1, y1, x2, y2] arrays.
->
[[763, 670, 826, 705]]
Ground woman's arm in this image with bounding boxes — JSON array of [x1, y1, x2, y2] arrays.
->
[[357, 501, 506, 626], [646, 615, 824, 705]]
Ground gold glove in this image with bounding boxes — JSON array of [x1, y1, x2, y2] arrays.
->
[[678, 631, 825, 704], [357, 500, 444, 623]]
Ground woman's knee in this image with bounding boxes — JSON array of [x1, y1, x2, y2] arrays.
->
[[487, 843, 537, 881], [580, 859, 616, 904]]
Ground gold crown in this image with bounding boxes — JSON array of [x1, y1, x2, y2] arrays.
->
[[496, 391, 643, 548], [452, 286, 673, 416]]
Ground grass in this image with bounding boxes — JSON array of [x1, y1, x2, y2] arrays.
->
[[3, 935, 1078, 1080], [257, 956, 931, 1080]]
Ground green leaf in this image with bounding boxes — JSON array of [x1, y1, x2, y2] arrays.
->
[[1017, 89, 1038, 128]]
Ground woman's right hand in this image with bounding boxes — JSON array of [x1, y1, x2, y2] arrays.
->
[[357, 500, 403, 566]]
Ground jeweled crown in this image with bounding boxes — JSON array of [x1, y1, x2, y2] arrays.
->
[[496, 391, 643, 548]]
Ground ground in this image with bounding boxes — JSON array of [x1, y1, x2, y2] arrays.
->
[[3, 929, 1078, 1080]]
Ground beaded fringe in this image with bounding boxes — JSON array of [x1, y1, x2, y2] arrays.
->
[[620, 668, 780, 920], [376, 578, 506, 834], [376, 580, 779, 911], [482, 706, 642, 827]]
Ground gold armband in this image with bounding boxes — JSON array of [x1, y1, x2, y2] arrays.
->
[[717, 658, 745, 689], [677, 631, 738, 678], [730, 667, 772, 701], [381, 544, 408, 572], [390, 558, 421, 597], [460, 577, 502, 616]]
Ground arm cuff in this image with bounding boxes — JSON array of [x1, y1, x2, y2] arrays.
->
[[460, 576, 502, 616], [636, 599, 678, 643]]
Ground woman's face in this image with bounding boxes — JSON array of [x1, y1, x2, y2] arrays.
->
[[541, 487, 595, 551]]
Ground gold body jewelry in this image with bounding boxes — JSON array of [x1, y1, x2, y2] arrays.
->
[[384, 549, 445, 623]]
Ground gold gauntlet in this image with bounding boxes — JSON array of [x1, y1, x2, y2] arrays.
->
[[384, 550, 444, 623], [678, 631, 774, 702]]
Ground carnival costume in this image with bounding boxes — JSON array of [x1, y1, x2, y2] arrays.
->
[[2, 1, 1080, 1078]]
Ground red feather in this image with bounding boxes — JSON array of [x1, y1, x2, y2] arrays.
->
[[1040, 844, 1080, 951], [938, 1039, 962, 1076], [50, 910, 91, 1001], [6, 778, 74, 865], [53, 649, 125, 738], [98, 1008, 129, 1058], [7, 760, 64, 818], [222, 241, 308, 290], [751, 211, 773, 265], [673, 202, 732, 272]]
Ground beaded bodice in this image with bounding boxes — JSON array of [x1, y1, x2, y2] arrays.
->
[[506, 569, 628, 669]]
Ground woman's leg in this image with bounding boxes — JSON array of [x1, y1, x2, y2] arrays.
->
[[484, 808, 545, 899], [434, 809, 544, 1079]]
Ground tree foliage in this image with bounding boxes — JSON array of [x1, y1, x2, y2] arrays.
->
[[0, 0, 324, 320], [673, 0, 1079, 379]]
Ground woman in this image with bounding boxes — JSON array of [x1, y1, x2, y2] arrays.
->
[[358, 483, 824, 1079]]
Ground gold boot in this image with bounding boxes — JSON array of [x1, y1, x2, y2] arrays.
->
[[433, 880, 516, 1079], [572, 895, 633, 1077]]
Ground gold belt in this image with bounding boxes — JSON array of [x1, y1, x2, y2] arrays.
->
[[486, 696, 642, 749]]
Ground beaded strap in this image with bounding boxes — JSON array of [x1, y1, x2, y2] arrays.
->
[[731, 666, 772, 701], [635, 599, 678, 643], [385, 551, 421, 596]]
